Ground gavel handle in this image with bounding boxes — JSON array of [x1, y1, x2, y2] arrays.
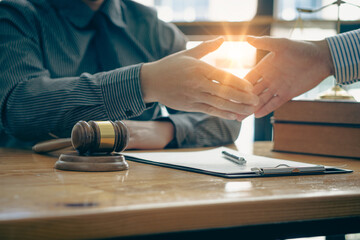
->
[[32, 138, 72, 153]]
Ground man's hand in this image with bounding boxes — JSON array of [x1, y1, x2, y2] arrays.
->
[[244, 36, 334, 118], [140, 37, 259, 121], [124, 120, 174, 150]]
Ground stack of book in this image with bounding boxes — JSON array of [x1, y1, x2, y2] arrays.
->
[[272, 100, 360, 158]]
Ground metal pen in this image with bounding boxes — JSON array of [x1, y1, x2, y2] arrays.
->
[[221, 150, 246, 165]]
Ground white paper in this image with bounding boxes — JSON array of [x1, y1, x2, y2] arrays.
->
[[124, 147, 320, 175]]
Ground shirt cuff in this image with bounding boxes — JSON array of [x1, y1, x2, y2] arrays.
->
[[166, 114, 193, 148], [326, 30, 360, 85], [100, 64, 146, 120]]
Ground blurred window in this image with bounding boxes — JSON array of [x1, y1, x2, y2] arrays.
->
[[134, 0, 258, 22], [275, 0, 360, 21]]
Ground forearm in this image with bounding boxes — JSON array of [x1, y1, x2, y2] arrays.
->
[[313, 39, 335, 77], [326, 29, 360, 85], [124, 120, 175, 150], [2, 65, 147, 141], [124, 112, 240, 150]]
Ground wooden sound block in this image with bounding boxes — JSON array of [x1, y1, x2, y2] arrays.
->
[[55, 153, 129, 172]]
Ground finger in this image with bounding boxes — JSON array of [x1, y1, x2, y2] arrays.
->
[[199, 80, 259, 106], [191, 102, 238, 120], [202, 63, 254, 92], [252, 80, 268, 95], [197, 92, 256, 116], [184, 37, 224, 59], [246, 36, 283, 52], [253, 71, 283, 96], [244, 51, 275, 86], [255, 95, 286, 118], [236, 114, 248, 122], [244, 69, 262, 85], [255, 87, 277, 112]]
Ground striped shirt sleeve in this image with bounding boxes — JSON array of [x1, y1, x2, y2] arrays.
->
[[326, 29, 360, 85], [0, 10, 147, 140], [4, 67, 147, 141], [99, 64, 146, 120]]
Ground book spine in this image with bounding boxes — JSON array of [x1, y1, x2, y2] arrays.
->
[[273, 123, 360, 158], [273, 101, 360, 124]]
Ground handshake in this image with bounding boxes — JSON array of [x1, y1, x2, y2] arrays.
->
[[141, 36, 334, 120]]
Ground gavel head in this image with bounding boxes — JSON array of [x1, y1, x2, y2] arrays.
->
[[71, 120, 129, 155]]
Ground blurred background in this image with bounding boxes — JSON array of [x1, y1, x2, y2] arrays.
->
[[134, 0, 360, 156]]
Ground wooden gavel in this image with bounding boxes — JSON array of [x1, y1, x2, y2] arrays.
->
[[32, 120, 129, 155]]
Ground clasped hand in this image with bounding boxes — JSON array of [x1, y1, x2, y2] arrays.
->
[[127, 36, 335, 150], [141, 36, 334, 121], [244, 36, 334, 118], [140, 37, 259, 120]]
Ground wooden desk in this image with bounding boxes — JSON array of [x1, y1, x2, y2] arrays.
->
[[1, 142, 360, 240]]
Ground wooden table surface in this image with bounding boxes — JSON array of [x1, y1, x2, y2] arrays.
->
[[1, 142, 360, 240]]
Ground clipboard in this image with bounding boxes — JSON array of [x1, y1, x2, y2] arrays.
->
[[124, 147, 352, 178]]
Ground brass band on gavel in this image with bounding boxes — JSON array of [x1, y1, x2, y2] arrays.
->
[[71, 120, 129, 154]]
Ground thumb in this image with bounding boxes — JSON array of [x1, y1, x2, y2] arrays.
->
[[246, 36, 281, 52], [184, 37, 224, 59]]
